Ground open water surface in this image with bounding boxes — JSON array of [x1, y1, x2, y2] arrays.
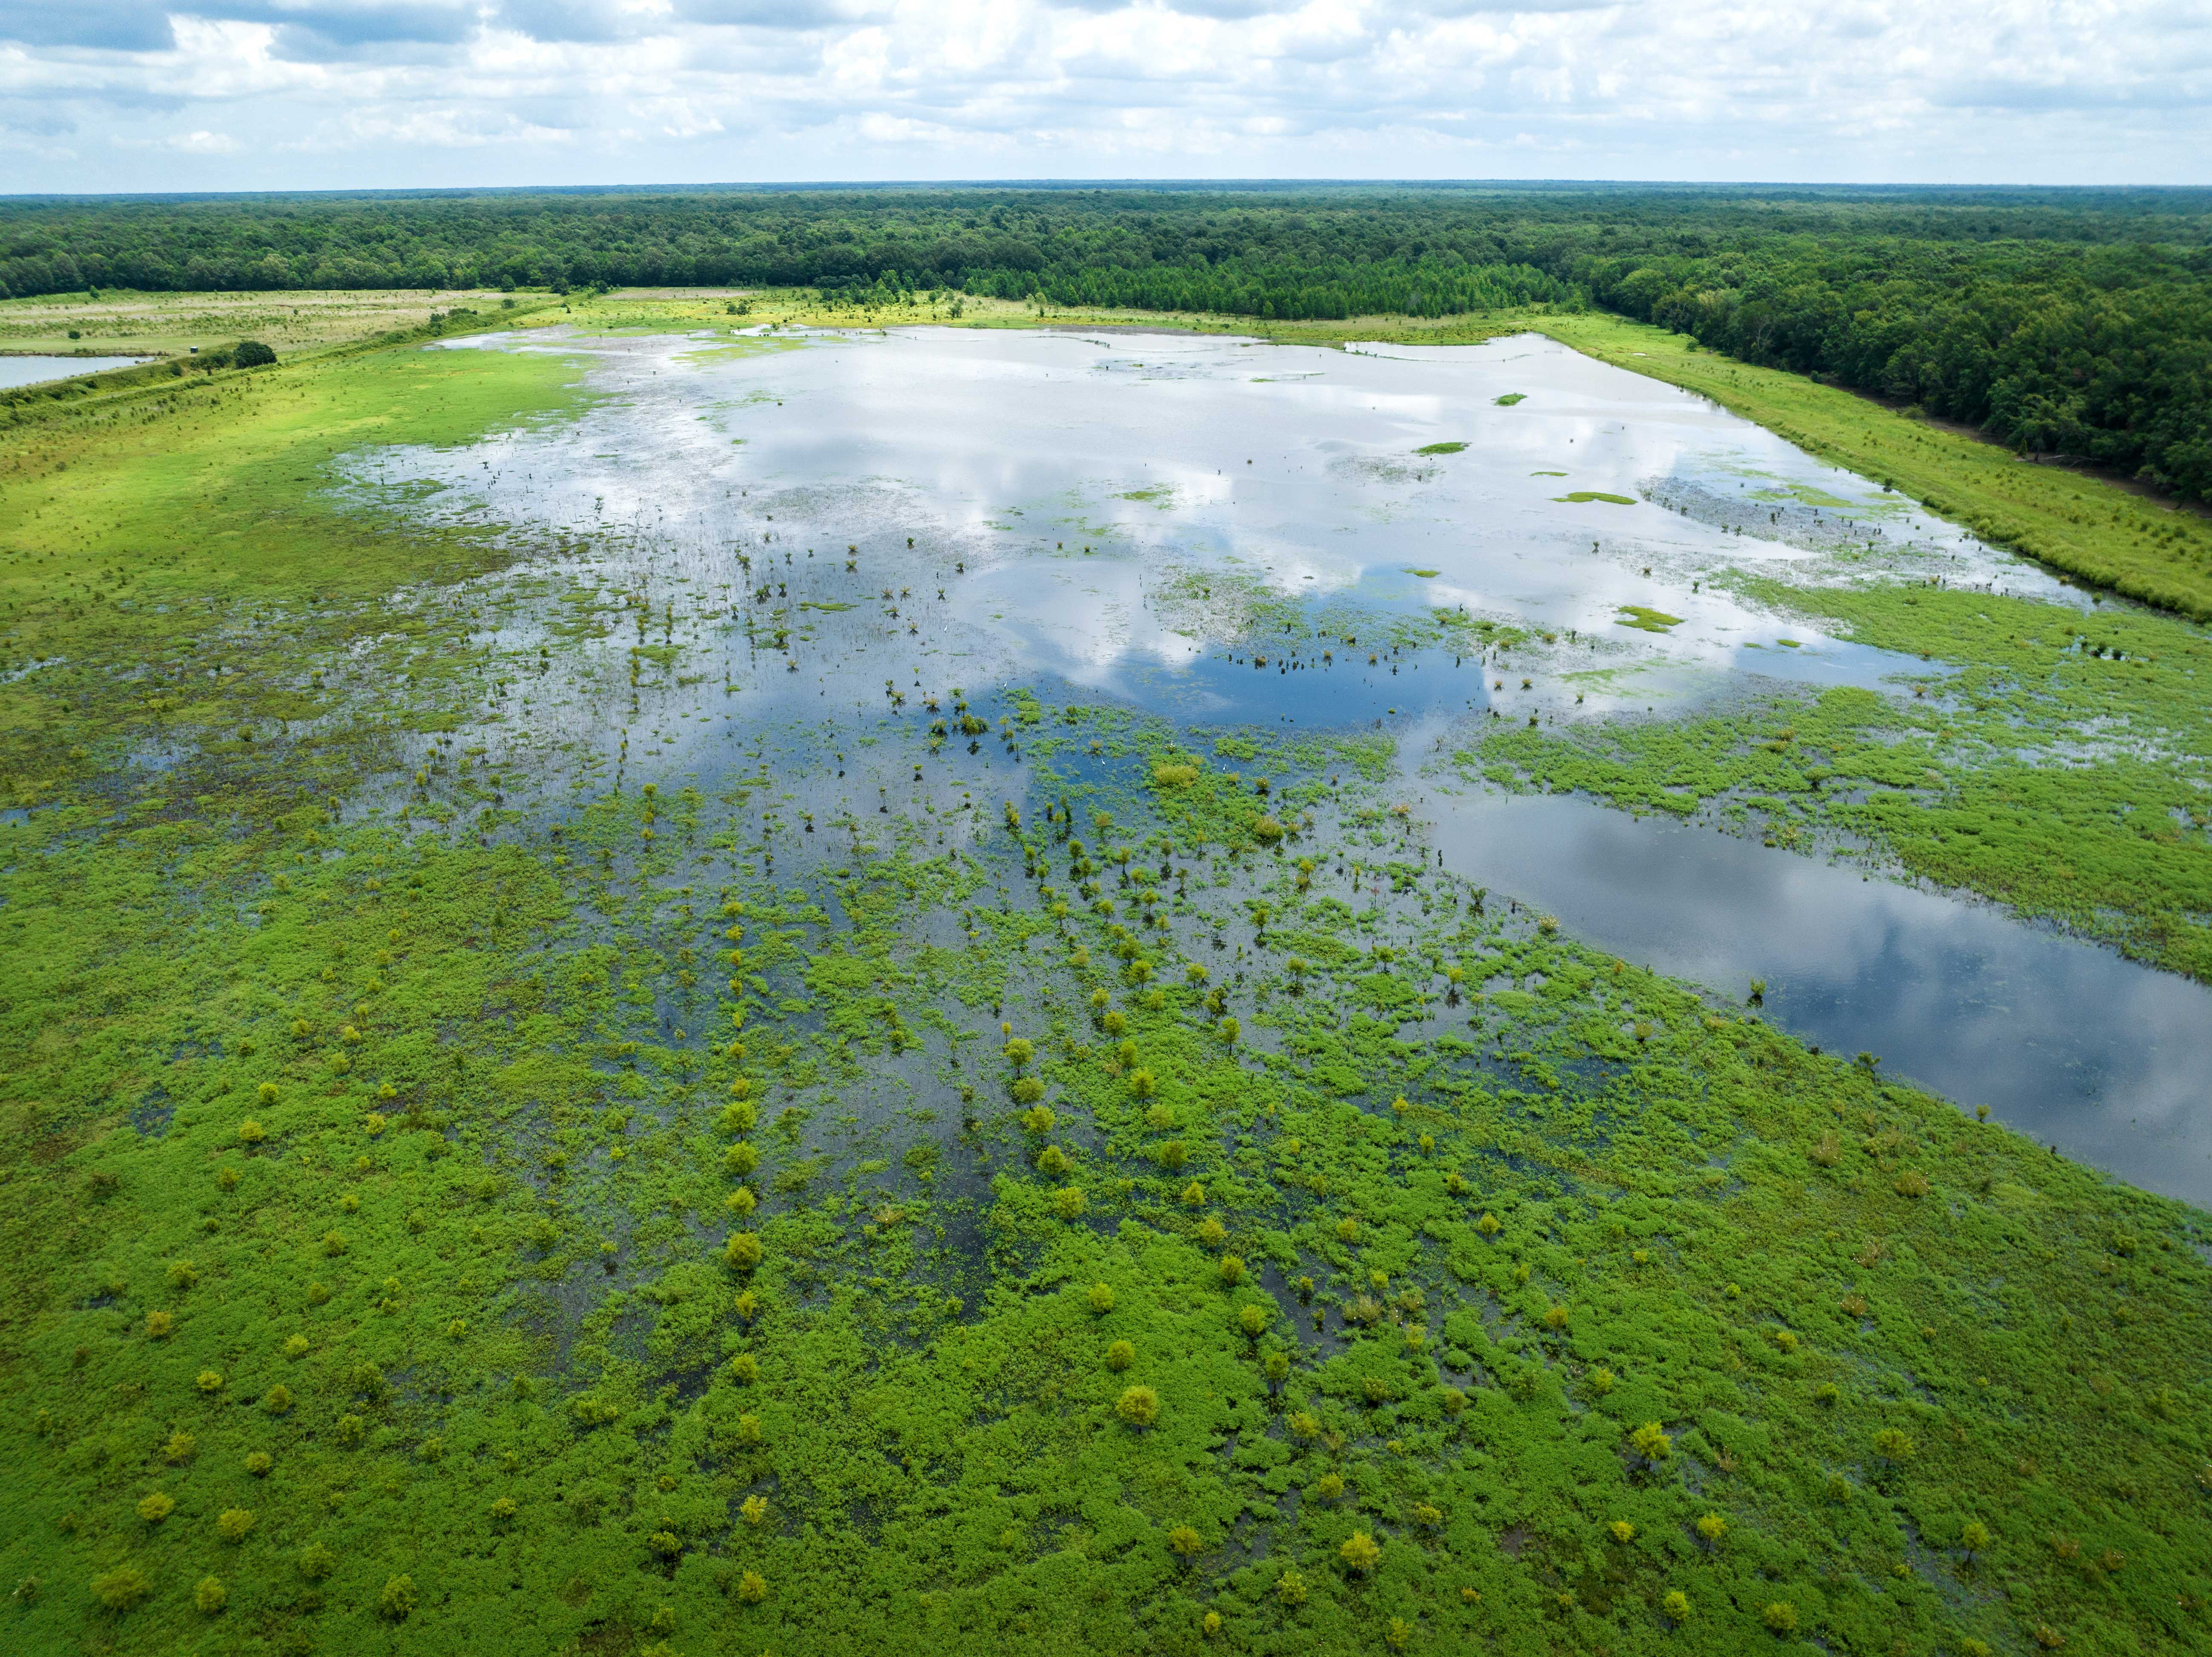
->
[[0, 354, 147, 388], [351, 323, 2212, 1205]]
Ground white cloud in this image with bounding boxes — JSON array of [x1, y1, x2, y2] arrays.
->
[[0, 0, 2202, 187]]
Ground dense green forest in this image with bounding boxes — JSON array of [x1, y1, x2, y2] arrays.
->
[[8, 182, 2211, 496]]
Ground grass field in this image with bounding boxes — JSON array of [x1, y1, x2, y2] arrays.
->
[[1, 293, 2209, 1657], [0, 289, 529, 359]]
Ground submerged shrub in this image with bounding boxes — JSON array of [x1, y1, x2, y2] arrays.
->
[[723, 1142, 760, 1177], [1053, 1186, 1086, 1219], [1663, 1589, 1690, 1622], [738, 1570, 767, 1604], [1116, 1385, 1160, 1427], [741, 1495, 769, 1527], [1340, 1532, 1382, 1574], [195, 1575, 227, 1614], [1237, 1304, 1267, 1338], [378, 1575, 415, 1621], [136, 1493, 174, 1524], [299, 1543, 336, 1581], [1696, 1513, 1728, 1544], [1631, 1422, 1673, 1462], [1276, 1570, 1308, 1606], [1106, 1340, 1135, 1371], [1037, 1145, 1070, 1177], [1197, 1217, 1228, 1249], [145, 1312, 172, 1340], [730, 1353, 759, 1385], [1762, 1602, 1798, 1634], [724, 1232, 763, 1272], [245, 1453, 272, 1477], [1218, 1256, 1246, 1287], [1167, 1524, 1204, 1558], [216, 1509, 255, 1543], [1087, 1283, 1115, 1315]]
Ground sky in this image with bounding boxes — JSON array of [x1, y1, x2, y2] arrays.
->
[[2, 0, 2206, 194]]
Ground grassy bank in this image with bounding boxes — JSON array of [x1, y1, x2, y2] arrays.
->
[[1531, 312, 2212, 621]]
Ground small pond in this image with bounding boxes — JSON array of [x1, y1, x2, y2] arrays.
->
[[0, 355, 148, 388]]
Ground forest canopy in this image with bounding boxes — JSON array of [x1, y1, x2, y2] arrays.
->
[[10, 182, 2211, 498]]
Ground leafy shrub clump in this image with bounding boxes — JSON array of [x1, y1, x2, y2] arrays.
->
[[91, 1565, 151, 1611]]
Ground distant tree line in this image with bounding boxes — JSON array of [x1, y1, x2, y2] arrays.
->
[[7, 184, 2206, 497]]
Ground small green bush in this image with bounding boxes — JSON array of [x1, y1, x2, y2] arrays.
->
[[91, 1565, 151, 1611], [378, 1575, 415, 1621], [216, 1508, 255, 1543], [1087, 1284, 1115, 1315], [1116, 1385, 1159, 1427], [1340, 1532, 1382, 1574], [194, 1575, 227, 1614]]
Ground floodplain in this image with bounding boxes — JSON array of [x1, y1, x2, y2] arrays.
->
[[3, 293, 2209, 1657]]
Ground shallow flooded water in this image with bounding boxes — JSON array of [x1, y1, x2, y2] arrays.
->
[[0, 354, 147, 388], [1408, 770, 2212, 1203], [348, 323, 2210, 1201]]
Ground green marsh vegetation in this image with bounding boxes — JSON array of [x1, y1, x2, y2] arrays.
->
[[0, 293, 2209, 1657], [1469, 576, 2212, 983]]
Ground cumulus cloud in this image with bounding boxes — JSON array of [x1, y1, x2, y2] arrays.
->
[[0, 0, 2201, 189]]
